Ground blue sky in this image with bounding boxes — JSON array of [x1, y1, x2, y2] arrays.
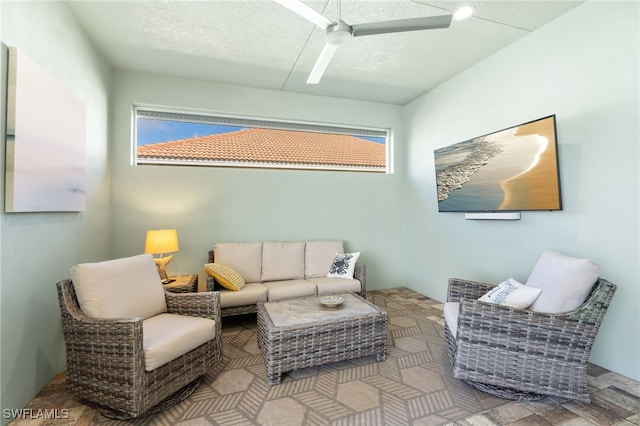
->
[[136, 118, 244, 146], [136, 118, 385, 146]]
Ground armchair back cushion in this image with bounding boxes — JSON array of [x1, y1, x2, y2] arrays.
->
[[70, 254, 167, 320], [526, 250, 600, 313], [304, 240, 345, 278], [261, 241, 305, 282], [214, 242, 262, 283]]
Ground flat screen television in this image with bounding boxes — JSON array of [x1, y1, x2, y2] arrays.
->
[[434, 115, 562, 212]]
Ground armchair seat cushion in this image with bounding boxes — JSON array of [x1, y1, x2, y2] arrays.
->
[[143, 313, 217, 371], [443, 302, 460, 338]]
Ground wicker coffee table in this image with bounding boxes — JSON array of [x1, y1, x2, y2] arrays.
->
[[256, 293, 388, 386]]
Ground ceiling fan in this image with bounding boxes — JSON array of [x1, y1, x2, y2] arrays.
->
[[274, 0, 454, 84]]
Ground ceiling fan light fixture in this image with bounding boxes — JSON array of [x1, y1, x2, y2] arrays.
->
[[326, 21, 353, 46], [453, 5, 475, 21]]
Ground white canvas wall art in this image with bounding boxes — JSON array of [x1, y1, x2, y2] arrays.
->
[[5, 47, 86, 212]]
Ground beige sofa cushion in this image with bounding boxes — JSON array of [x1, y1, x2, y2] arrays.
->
[[309, 277, 362, 295], [305, 240, 344, 278], [309, 277, 362, 294], [214, 242, 263, 283], [264, 279, 317, 301], [261, 241, 305, 282], [218, 283, 268, 308], [70, 254, 167, 320], [143, 313, 216, 371]]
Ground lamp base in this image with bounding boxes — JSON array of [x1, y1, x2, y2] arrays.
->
[[153, 254, 173, 281]]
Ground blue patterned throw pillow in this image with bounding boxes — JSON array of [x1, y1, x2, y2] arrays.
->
[[478, 278, 542, 309], [327, 252, 361, 279]]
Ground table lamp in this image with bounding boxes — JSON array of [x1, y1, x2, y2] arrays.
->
[[144, 229, 179, 282]]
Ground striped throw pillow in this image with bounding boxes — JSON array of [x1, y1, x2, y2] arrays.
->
[[204, 263, 246, 291]]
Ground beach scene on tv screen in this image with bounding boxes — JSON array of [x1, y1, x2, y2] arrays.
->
[[434, 116, 561, 212]]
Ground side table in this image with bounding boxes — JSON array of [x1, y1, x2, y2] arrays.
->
[[163, 274, 198, 293]]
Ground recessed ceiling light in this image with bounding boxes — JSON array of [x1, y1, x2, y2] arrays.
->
[[453, 5, 475, 21]]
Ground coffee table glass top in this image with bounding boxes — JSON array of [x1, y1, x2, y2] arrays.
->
[[263, 293, 379, 327]]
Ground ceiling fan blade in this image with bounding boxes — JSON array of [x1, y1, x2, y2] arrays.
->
[[273, 0, 333, 29], [307, 43, 338, 84], [352, 14, 452, 37]]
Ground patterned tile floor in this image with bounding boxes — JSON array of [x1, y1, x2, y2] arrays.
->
[[8, 287, 640, 425]]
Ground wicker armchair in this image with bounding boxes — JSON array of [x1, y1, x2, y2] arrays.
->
[[56, 279, 223, 418], [444, 277, 616, 402]]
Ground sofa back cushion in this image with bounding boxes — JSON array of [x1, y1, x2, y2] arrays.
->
[[262, 241, 305, 282], [70, 254, 167, 320], [305, 240, 344, 278], [527, 250, 600, 313], [214, 242, 263, 283]]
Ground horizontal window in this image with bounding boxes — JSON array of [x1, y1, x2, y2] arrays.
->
[[134, 107, 390, 173]]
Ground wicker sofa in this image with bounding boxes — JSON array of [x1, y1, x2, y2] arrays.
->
[[205, 240, 366, 317]]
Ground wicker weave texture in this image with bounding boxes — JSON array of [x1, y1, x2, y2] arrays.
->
[[207, 248, 367, 317], [444, 277, 616, 402], [56, 280, 223, 418], [256, 294, 388, 386]]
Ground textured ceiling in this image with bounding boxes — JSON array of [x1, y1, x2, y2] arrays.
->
[[64, 0, 584, 105]]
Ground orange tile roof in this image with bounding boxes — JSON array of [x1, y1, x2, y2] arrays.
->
[[137, 128, 386, 170]]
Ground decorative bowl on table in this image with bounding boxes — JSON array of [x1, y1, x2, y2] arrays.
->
[[320, 295, 344, 308]]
